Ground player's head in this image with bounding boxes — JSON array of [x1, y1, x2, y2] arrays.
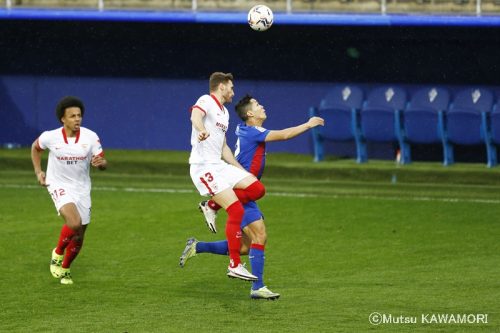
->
[[56, 96, 85, 124], [235, 94, 267, 123], [209, 72, 234, 104]]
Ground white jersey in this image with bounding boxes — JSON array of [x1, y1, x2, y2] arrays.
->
[[189, 94, 230, 164], [36, 126, 103, 195]]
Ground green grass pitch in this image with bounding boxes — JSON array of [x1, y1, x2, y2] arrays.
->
[[0, 149, 499, 332]]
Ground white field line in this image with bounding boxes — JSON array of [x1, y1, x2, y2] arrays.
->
[[1, 183, 499, 205]]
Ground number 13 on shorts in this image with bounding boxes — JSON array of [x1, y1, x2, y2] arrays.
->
[[200, 172, 216, 195]]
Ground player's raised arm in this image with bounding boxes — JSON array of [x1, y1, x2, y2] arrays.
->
[[190, 108, 210, 142], [265, 116, 324, 142], [31, 139, 48, 186]]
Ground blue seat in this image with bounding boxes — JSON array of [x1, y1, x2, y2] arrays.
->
[[492, 105, 500, 146], [309, 85, 366, 163], [492, 105, 500, 168], [447, 88, 497, 167], [404, 87, 452, 165], [360, 86, 409, 163]]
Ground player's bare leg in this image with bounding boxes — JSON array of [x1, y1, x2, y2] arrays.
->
[[239, 232, 251, 255]]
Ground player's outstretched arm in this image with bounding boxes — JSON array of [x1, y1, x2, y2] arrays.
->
[[265, 116, 324, 142], [31, 139, 48, 186]]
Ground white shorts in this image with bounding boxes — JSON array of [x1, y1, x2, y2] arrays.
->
[[46, 184, 92, 225], [190, 162, 250, 196]]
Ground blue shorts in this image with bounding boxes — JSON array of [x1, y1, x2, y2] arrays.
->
[[241, 201, 264, 229]]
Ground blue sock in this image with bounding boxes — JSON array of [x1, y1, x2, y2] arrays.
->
[[249, 246, 265, 290], [196, 240, 228, 255]]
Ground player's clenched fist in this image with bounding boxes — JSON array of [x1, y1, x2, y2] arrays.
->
[[198, 130, 210, 142], [91, 155, 107, 170], [307, 116, 325, 128]]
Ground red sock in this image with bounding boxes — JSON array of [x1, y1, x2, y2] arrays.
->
[[225, 201, 244, 268], [251, 243, 265, 251], [55, 224, 76, 255], [208, 180, 266, 212], [62, 238, 83, 269], [233, 180, 266, 204]]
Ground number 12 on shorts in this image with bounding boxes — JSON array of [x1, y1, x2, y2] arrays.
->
[[50, 188, 66, 201]]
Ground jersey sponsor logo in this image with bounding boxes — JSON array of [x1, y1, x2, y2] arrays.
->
[[57, 155, 87, 165], [57, 156, 87, 161], [216, 122, 228, 133]]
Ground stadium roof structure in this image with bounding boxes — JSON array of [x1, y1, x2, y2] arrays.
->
[[1, 8, 500, 26]]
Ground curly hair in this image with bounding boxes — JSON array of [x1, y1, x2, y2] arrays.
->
[[56, 96, 85, 123]]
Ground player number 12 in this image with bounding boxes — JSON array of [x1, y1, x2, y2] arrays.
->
[[50, 188, 66, 200]]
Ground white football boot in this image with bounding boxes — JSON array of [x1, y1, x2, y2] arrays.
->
[[198, 201, 217, 233]]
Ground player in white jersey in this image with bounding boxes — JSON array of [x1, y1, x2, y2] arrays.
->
[[184, 72, 266, 282], [31, 96, 107, 285]]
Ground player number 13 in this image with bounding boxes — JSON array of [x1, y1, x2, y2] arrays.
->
[[202, 172, 214, 182]]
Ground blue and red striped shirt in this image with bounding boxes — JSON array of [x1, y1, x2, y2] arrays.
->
[[235, 123, 270, 179]]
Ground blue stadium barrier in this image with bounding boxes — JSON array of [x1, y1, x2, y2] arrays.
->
[[0, 75, 334, 153], [3, 74, 500, 166], [2, 8, 500, 27]]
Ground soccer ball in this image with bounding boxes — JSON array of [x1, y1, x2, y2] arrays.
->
[[248, 5, 273, 32]]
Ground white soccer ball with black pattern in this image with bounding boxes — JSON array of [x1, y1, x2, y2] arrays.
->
[[248, 5, 273, 32]]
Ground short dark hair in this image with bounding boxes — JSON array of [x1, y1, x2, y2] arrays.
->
[[56, 96, 85, 123], [235, 94, 253, 121], [209, 72, 233, 92]]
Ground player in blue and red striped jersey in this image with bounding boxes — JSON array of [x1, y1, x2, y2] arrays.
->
[[180, 94, 324, 299]]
